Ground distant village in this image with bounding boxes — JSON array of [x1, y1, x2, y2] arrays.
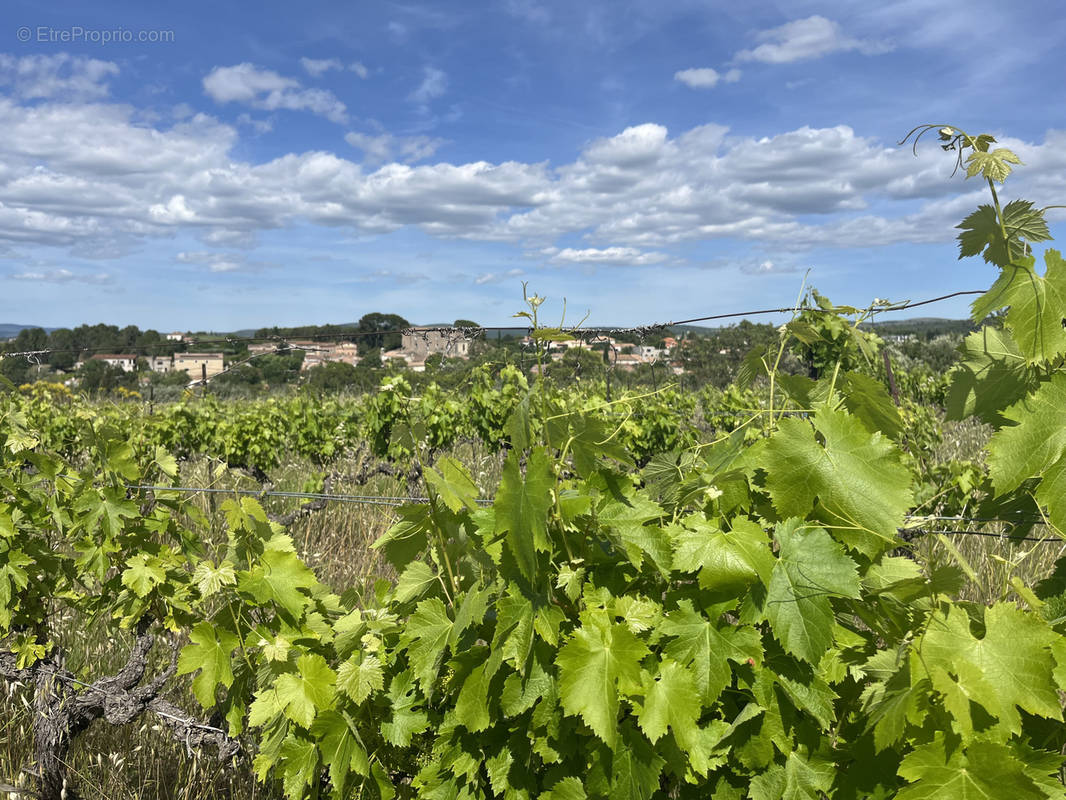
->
[[0, 314, 957, 395], [75, 328, 684, 384]]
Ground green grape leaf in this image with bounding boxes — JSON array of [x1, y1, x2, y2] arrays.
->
[[423, 456, 480, 512], [736, 345, 770, 388], [636, 659, 701, 745], [749, 751, 835, 800], [971, 250, 1066, 363], [897, 738, 1046, 800], [565, 411, 632, 476], [773, 661, 837, 730], [493, 589, 534, 668], [311, 710, 370, 795], [541, 776, 587, 800], [917, 602, 1061, 738], [192, 559, 237, 599], [1003, 199, 1053, 247], [987, 374, 1066, 491], [371, 762, 396, 800], [986, 374, 1066, 530], [763, 521, 861, 664], [837, 372, 903, 438], [450, 581, 493, 649], [1035, 458, 1066, 537], [483, 747, 514, 796], [956, 199, 1048, 267], [247, 685, 283, 730], [500, 653, 553, 717], [661, 600, 762, 705], [153, 446, 179, 478], [400, 598, 453, 695], [598, 494, 670, 576], [176, 621, 239, 708], [945, 327, 1033, 424], [237, 549, 317, 620], [102, 438, 141, 481], [380, 670, 429, 747], [121, 553, 166, 598], [532, 326, 574, 342], [610, 727, 666, 800], [454, 653, 501, 733], [557, 609, 649, 748], [393, 561, 437, 604], [964, 147, 1022, 183], [273, 654, 337, 728], [74, 486, 138, 538], [373, 504, 430, 571], [0, 548, 31, 629], [337, 654, 384, 704], [862, 662, 929, 752], [957, 204, 1003, 262], [279, 734, 320, 799], [673, 516, 775, 592], [495, 447, 554, 582], [503, 391, 532, 451], [763, 407, 912, 557]]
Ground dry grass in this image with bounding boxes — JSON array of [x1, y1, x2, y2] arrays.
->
[[914, 414, 1066, 605], [0, 619, 283, 800], [934, 416, 993, 465], [910, 528, 1066, 605], [0, 690, 278, 800]]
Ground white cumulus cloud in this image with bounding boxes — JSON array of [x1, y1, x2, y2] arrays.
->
[[546, 246, 668, 266], [203, 63, 347, 123], [0, 53, 119, 100], [735, 16, 892, 64], [474, 268, 524, 285], [176, 250, 273, 273], [410, 67, 447, 109], [345, 131, 445, 165], [674, 67, 741, 89], [3, 78, 1066, 275], [10, 267, 112, 284], [300, 57, 343, 77]]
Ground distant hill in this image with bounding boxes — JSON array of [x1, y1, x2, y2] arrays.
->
[[869, 317, 975, 337], [0, 323, 56, 339]]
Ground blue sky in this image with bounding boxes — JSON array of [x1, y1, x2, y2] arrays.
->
[[1, 0, 1065, 330]]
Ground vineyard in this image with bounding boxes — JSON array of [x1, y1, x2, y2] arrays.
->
[[3, 125, 1066, 800]]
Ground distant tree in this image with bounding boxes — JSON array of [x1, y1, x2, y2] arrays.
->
[[78, 360, 134, 393], [356, 313, 409, 354], [359, 348, 383, 369], [0, 356, 29, 386], [305, 361, 360, 392], [155, 369, 192, 388], [135, 329, 171, 358], [256, 353, 304, 384], [11, 327, 48, 353], [46, 329, 77, 372], [453, 319, 479, 328], [119, 325, 140, 350], [545, 348, 603, 384]]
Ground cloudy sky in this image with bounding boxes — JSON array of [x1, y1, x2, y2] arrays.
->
[[1, 0, 1064, 330]]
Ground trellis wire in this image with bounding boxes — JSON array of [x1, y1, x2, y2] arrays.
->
[[126, 484, 1058, 540]]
